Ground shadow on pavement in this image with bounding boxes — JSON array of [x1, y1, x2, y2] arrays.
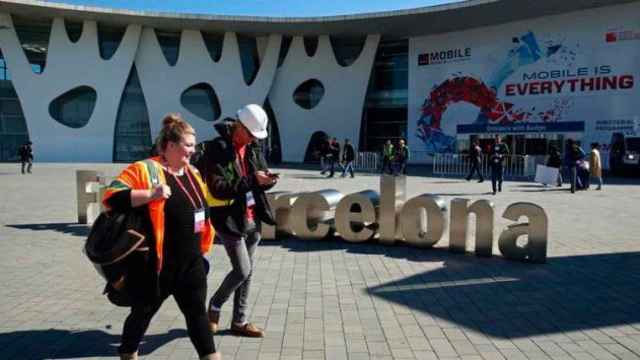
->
[[0, 328, 187, 359], [366, 250, 640, 339], [427, 192, 494, 197], [262, 238, 640, 339], [5, 222, 89, 238]]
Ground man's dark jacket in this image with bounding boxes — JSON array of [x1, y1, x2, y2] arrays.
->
[[196, 121, 276, 237], [342, 143, 355, 162]]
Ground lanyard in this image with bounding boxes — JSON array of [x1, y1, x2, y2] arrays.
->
[[170, 168, 204, 210]]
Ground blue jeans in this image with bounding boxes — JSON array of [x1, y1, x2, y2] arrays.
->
[[341, 161, 354, 177]]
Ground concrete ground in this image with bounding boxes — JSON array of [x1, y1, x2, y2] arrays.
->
[[0, 163, 639, 360]]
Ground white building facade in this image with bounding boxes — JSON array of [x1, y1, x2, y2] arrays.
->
[[0, 0, 638, 165]]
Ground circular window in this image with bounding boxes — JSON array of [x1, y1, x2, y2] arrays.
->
[[181, 83, 221, 122], [293, 79, 324, 109], [49, 86, 97, 128]]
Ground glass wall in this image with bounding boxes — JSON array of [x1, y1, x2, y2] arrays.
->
[[330, 36, 366, 67], [98, 24, 126, 60], [0, 50, 29, 162], [359, 38, 408, 152], [155, 29, 180, 66], [237, 35, 260, 85], [12, 15, 51, 73], [113, 65, 152, 162]]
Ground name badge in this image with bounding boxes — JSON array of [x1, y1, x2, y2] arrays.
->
[[246, 192, 255, 207], [194, 209, 205, 233]]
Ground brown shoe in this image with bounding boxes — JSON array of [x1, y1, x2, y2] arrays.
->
[[119, 352, 138, 360], [231, 322, 264, 337], [208, 310, 220, 334], [200, 353, 221, 360]]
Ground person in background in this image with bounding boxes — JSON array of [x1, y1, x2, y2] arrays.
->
[[564, 138, 586, 193], [319, 136, 331, 175], [465, 139, 483, 182], [197, 104, 277, 338], [18, 141, 33, 174], [590, 142, 603, 190], [103, 114, 220, 360], [489, 135, 510, 195], [381, 140, 394, 175], [327, 137, 341, 178], [546, 145, 563, 187], [395, 139, 410, 175], [340, 138, 355, 178]]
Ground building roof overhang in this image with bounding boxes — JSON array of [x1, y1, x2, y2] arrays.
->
[[0, 0, 637, 37]]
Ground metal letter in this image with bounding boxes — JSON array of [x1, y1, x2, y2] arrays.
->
[[76, 170, 104, 224], [334, 190, 379, 242], [261, 191, 301, 240], [499, 202, 548, 263], [399, 194, 447, 248], [379, 175, 406, 244], [290, 190, 343, 240], [450, 199, 494, 256]]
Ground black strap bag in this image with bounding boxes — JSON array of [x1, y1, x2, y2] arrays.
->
[[85, 210, 149, 306]]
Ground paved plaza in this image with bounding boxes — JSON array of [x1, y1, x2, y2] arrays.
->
[[1, 163, 639, 360]]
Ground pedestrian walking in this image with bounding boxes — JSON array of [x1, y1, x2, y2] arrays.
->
[[465, 139, 483, 182], [18, 141, 33, 174], [564, 138, 586, 193], [546, 145, 563, 187], [327, 137, 341, 178], [394, 139, 409, 175], [340, 139, 355, 178], [197, 104, 277, 338], [381, 140, 394, 175], [590, 142, 603, 190], [489, 135, 509, 195], [102, 114, 220, 360], [319, 136, 331, 175]]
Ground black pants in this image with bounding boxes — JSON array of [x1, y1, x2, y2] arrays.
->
[[21, 160, 32, 174], [327, 158, 337, 177], [119, 257, 215, 357], [381, 158, 393, 174], [568, 166, 577, 193], [491, 164, 503, 193], [466, 160, 483, 181], [396, 161, 407, 175]]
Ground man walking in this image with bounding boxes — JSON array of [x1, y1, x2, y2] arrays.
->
[[319, 136, 330, 175], [489, 135, 509, 195], [465, 139, 483, 182], [381, 140, 394, 175], [564, 138, 585, 193], [395, 139, 409, 175], [18, 141, 33, 174], [197, 104, 277, 338], [340, 139, 355, 178], [327, 137, 341, 178]]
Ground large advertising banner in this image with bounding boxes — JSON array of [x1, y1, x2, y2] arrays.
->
[[408, 3, 640, 159]]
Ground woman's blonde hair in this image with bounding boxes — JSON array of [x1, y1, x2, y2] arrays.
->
[[155, 113, 195, 153]]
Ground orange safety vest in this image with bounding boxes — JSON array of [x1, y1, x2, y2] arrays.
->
[[103, 156, 215, 273]]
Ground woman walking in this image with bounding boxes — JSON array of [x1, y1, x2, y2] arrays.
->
[[590, 142, 603, 190], [103, 114, 220, 360]]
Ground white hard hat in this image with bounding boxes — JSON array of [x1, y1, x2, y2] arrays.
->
[[237, 104, 269, 139]]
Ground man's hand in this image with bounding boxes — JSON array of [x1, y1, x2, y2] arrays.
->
[[255, 170, 277, 186]]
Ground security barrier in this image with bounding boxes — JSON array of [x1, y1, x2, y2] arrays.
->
[[354, 151, 380, 172], [432, 153, 536, 179]]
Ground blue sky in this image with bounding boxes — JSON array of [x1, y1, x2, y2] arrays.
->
[[51, 0, 463, 17]]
